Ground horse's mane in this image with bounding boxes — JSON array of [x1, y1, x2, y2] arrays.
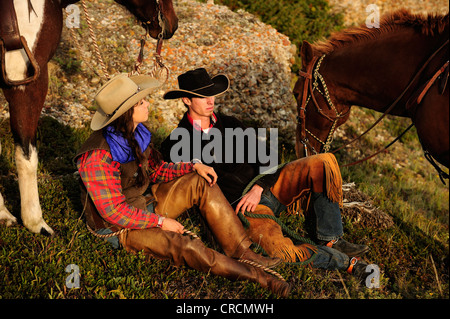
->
[[313, 9, 449, 54]]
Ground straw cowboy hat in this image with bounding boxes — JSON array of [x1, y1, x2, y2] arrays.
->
[[163, 68, 229, 100], [91, 74, 162, 131]]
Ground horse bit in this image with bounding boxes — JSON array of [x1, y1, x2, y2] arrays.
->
[[130, 0, 169, 83]]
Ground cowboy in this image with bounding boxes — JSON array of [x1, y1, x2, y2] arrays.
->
[[161, 68, 371, 279], [75, 73, 290, 297]]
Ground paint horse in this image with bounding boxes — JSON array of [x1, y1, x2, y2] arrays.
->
[[294, 10, 449, 177], [0, 0, 178, 235]]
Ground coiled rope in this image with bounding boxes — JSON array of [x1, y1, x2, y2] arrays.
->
[[86, 223, 129, 239]]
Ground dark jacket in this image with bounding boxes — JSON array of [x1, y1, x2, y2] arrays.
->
[[160, 112, 280, 204]]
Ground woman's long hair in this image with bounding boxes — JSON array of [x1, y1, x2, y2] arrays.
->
[[110, 105, 163, 187]]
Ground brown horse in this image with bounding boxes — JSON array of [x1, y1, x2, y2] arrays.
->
[[293, 10, 449, 175], [0, 0, 178, 235]]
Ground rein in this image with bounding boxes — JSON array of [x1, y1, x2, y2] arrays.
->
[[82, 0, 110, 78], [297, 39, 450, 167]]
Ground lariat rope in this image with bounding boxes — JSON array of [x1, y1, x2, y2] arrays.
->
[[79, 0, 110, 79]]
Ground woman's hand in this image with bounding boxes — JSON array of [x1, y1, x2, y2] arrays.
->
[[160, 217, 185, 234], [235, 184, 263, 215], [193, 163, 218, 186]]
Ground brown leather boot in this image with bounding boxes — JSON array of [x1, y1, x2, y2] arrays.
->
[[253, 267, 291, 298], [151, 173, 281, 268], [237, 248, 282, 269], [120, 227, 290, 297]]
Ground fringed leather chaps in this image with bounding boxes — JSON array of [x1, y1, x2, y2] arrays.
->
[[245, 153, 343, 263], [270, 153, 343, 208], [245, 205, 316, 263], [151, 173, 252, 258]]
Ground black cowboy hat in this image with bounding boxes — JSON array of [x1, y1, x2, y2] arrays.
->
[[163, 68, 229, 99]]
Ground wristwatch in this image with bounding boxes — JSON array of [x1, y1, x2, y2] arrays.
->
[[191, 158, 202, 164], [157, 216, 165, 228]]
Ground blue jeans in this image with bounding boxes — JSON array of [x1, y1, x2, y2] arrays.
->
[[310, 192, 343, 241], [259, 190, 349, 270], [259, 191, 343, 241]]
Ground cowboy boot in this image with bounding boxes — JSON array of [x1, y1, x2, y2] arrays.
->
[[120, 227, 290, 297], [245, 204, 316, 263], [151, 173, 281, 268], [318, 238, 369, 257], [346, 257, 371, 283], [252, 266, 291, 298]]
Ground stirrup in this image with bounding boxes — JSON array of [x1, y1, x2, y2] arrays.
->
[[1, 36, 40, 86]]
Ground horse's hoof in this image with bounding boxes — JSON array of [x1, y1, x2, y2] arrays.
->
[[40, 226, 54, 237], [0, 210, 18, 227], [24, 219, 54, 236], [0, 219, 18, 227]]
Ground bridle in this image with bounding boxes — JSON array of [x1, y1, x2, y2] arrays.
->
[[73, 0, 170, 83], [296, 54, 350, 156], [140, 0, 166, 47], [131, 0, 169, 82]]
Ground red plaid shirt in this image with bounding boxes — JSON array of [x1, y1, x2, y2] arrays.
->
[[77, 149, 194, 229]]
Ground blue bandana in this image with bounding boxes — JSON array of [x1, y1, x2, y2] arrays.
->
[[104, 123, 152, 164]]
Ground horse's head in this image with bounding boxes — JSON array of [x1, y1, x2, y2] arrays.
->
[[115, 0, 178, 39], [293, 40, 320, 158], [293, 41, 349, 158]]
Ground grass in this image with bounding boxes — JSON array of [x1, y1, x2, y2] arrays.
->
[[0, 114, 448, 300], [333, 109, 449, 249], [0, 0, 448, 303]]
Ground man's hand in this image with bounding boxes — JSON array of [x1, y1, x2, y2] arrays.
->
[[193, 163, 218, 186], [235, 184, 264, 215]]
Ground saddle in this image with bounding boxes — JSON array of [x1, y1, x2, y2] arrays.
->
[[0, 0, 40, 86]]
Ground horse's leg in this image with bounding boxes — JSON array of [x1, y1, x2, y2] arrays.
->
[[1, 0, 62, 235], [1, 140, 17, 226], [414, 90, 449, 168], [4, 66, 53, 235], [0, 194, 17, 226], [0, 184, 17, 227]]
